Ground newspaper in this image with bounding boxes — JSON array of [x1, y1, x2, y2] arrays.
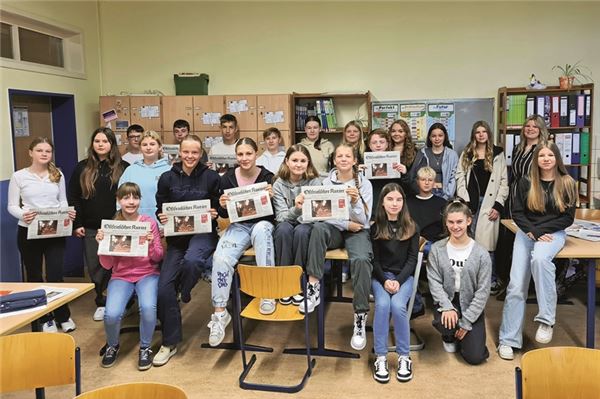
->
[[301, 186, 350, 222], [363, 151, 401, 179], [97, 219, 151, 257], [224, 182, 273, 223], [163, 144, 180, 165], [162, 200, 212, 236], [209, 154, 238, 174], [566, 219, 600, 242], [27, 207, 74, 239]]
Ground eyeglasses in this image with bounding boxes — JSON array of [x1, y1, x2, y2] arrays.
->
[[128, 135, 142, 141]]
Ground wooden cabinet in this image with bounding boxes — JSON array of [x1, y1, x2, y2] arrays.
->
[[130, 96, 162, 132], [162, 96, 193, 134], [257, 94, 291, 131], [497, 84, 594, 205], [193, 95, 224, 132], [225, 95, 257, 131], [99, 96, 130, 130]]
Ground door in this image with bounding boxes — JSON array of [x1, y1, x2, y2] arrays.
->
[[11, 95, 53, 171]]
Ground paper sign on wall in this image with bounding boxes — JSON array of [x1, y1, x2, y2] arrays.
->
[[202, 112, 221, 125], [264, 111, 284, 124], [12, 106, 30, 137], [140, 105, 160, 118]]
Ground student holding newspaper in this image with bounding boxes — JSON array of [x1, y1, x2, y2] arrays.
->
[[96, 182, 163, 371], [8, 137, 77, 333], [154, 135, 221, 366], [302, 143, 374, 351], [207, 137, 276, 347]]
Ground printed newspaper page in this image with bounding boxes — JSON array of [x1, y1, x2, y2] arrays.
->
[[364, 151, 401, 179], [566, 219, 600, 242], [301, 186, 350, 222], [209, 154, 238, 174], [97, 219, 150, 257], [224, 182, 273, 223], [163, 200, 212, 237], [27, 207, 74, 239]]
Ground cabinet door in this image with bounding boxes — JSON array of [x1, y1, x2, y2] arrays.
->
[[257, 94, 291, 131], [193, 95, 224, 132], [130, 96, 162, 132], [99, 96, 130, 132], [225, 95, 257, 131], [162, 96, 193, 133]]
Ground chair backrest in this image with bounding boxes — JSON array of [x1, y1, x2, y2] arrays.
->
[[0, 332, 76, 393], [520, 347, 600, 399], [238, 264, 303, 299], [75, 382, 187, 399]]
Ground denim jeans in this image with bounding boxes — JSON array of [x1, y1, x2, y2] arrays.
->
[[211, 221, 274, 308], [372, 274, 413, 356], [499, 229, 566, 348], [104, 274, 158, 348], [273, 221, 312, 266]]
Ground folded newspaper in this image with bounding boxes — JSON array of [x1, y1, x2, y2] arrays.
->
[[162, 199, 212, 236], [27, 207, 74, 239], [364, 151, 401, 179], [301, 186, 350, 222], [163, 144, 180, 165], [224, 182, 273, 223], [97, 219, 151, 257], [209, 154, 238, 175], [566, 219, 600, 242]]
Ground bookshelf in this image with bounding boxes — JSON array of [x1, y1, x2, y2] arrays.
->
[[291, 92, 372, 145], [497, 84, 594, 205]]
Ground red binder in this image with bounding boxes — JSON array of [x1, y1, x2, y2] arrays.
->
[[550, 96, 560, 128]]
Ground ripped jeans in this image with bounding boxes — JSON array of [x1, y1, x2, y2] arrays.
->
[[211, 220, 274, 308]]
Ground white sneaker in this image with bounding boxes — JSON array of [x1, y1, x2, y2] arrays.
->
[[259, 299, 276, 315], [42, 319, 58, 333], [373, 356, 390, 383], [291, 294, 304, 306], [535, 323, 553, 344], [341, 272, 349, 284], [442, 341, 457, 353], [299, 282, 320, 314], [497, 344, 514, 360], [152, 345, 177, 367], [397, 355, 413, 382], [350, 312, 368, 350], [61, 318, 77, 333], [93, 306, 105, 321], [207, 310, 232, 347]]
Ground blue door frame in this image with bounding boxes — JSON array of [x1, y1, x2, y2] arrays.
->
[[2, 89, 83, 281]]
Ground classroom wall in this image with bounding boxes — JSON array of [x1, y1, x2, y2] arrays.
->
[[97, 1, 600, 204]]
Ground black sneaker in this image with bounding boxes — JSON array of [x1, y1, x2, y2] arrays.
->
[[138, 347, 153, 371], [373, 356, 390, 383], [279, 296, 293, 305], [397, 356, 413, 382], [101, 344, 119, 368]]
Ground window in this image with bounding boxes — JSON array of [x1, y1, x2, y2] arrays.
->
[[0, 7, 85, 79]]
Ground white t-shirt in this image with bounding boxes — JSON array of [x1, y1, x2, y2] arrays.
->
[[446, 239, 475, 292], [256, 150, 285, 174], [208, 141, 236, 156], [122, 152, 143, 165]]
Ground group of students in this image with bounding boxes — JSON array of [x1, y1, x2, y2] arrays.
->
[[7, 111, 576, 382]]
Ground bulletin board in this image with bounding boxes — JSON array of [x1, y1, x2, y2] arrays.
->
[[371, 98, 495, 155]]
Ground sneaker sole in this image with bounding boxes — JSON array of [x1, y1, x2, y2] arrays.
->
[[138, 363, 153, 371], [374, 374, 390, 384], [351, 341, 366, 351], [279, 300, 292, 306], [101, 361, 117, 368], [535, 336, 552, 344], [397, 374, 413, 382], [152, 348, 177, 367], [62, 327, 76, 333], [298, 299, 320, 314]]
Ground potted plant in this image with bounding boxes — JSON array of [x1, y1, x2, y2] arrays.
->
[[552, 61, 593, 89]]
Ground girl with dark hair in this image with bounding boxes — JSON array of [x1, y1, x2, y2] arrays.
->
[[427, 199, 491, 365], [207, 137, 276, 347], [153, 134, 221, 366], [302, 143, 374, 351], [408, 123, 458, 200], [370, 183, 419, 383], [299, 115, 334, 176], [498, 142, 576, 360], [96, 182, 163, 370], [8, 137, 77, 333], [456, 121, 509, 287], [389, 119, 417, 172], [272, 144, 321, 305], [68, 128, 128, 321]]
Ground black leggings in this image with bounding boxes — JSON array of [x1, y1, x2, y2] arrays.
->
[[17, 226, 71, 323]]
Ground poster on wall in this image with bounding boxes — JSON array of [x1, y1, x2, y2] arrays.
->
[[12, 106, 30, 137], [427, 103, 456, 143], [372, 104, 398, 129], [399, 103, 427, 143]]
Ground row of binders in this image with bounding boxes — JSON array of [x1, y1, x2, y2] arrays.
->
[[295, 98, 338, 132], [506, 93, 592, 128], [505, 131, 590, 166]]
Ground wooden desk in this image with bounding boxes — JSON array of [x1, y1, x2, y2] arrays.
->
[[501, 219, 598, 348], [0, 282, 94, 336]]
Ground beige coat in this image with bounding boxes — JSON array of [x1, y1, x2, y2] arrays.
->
[[299, 137, 335, 176], [456, 149, 509, 251]]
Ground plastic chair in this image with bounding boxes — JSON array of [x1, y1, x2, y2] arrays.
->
[[515, 347, 600, 399], [0, 332, 81, 398], [75, 382, 187, 399], [233, 264, 316, 393]]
